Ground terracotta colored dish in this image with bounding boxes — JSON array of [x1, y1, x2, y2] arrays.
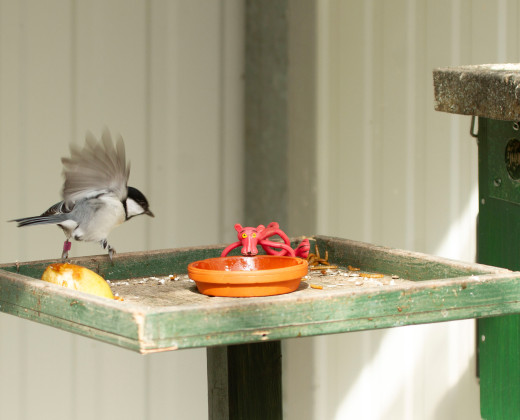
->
[[187, 255, 308, 297]]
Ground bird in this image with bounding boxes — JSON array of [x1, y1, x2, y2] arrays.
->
[[11, 129, 154, 261]]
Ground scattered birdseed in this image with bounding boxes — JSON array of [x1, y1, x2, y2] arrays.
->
[[310, 265, 338, 271], [360, 273, 384, 279]]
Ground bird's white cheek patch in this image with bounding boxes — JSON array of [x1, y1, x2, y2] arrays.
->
[[126, 198, 144, 218]]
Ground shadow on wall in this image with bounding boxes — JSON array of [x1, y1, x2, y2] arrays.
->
[[432, 352, 481, 420], [283, 331, 385, 420], [284, 179, 480, 419], [325, 321, 479, 420]]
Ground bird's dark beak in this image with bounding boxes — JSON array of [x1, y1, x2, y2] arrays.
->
[[146, 209, 155, 217]]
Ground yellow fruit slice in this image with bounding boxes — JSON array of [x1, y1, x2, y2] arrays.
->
[[41, 263, 115, 299]]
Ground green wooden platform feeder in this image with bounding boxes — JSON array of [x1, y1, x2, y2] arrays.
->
[[434, 63, 520, 420], [2, 236, 518, 354]]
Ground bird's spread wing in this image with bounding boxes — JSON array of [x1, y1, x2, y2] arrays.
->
[[61, 129, 130, 205], [40, 200, 74, 216]]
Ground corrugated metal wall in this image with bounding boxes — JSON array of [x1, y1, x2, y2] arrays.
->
[[0, 1, 243, 419], [284, 1, 519, 419], [0, 1, 519, 419]]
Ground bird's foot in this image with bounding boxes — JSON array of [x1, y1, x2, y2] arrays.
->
[[101, 239, 115, 263], [108, 246, 116, 262], [61, 240, 72, 261]]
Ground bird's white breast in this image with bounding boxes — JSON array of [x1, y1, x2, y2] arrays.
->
[[73, 196, 126, 242]]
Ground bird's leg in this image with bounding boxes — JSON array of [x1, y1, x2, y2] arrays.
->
[[62, 240, 72, 261], [100, 239, 116, 263], [108, 246, 116, 262]]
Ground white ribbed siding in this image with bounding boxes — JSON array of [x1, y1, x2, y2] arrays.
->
[[284, 1, 519, 420], [0, 1, 243, 419]]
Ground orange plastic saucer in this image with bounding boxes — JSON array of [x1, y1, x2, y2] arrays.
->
[[187, 255, 308, 297]]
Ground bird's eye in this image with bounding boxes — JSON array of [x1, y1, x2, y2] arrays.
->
[[252, 233, 257, 238], [242, 233, 247, 238]]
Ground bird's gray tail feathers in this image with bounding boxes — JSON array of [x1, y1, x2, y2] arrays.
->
[[11, 214, 67, 227]]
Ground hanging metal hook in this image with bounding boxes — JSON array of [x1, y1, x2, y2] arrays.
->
[[470, 116, 479, 139]]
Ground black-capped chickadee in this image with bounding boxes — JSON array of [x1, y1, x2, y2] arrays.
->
[[11, 129, 154, 261]]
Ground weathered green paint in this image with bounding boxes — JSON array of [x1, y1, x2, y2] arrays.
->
[[207, 342, 282, 420], [477, 117, 520, 419], [207, 346, 230, 419], [323, 236, 499, 280], [228, 341, 282, 420], [0, 236, 519, 353], [479, 315, 520, 420], [0, 244, 225, 281]]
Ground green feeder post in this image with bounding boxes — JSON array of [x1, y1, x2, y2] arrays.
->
[[434, 64, 520, 419]]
